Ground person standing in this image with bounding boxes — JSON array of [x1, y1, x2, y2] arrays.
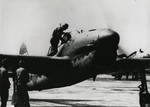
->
[[0, 60, 10, 107], [14, 60, 30, 107]]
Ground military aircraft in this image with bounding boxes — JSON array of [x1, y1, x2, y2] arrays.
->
[[1, 28, 150, 106], [113, 47, 144, 80], [0, 28, 120, 91]]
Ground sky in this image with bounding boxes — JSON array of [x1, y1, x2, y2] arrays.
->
[[0, 0, 150, 55]]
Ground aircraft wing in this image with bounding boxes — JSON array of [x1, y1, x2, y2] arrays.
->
[[120, 58, 150, 63], [0, 54, 71, 75], [115, 57, 150, 69]]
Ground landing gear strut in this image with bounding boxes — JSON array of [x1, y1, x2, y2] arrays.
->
[[139, 66, 150, 107]]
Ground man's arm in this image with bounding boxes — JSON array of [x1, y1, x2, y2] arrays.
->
[[59, 32, 66, 44]]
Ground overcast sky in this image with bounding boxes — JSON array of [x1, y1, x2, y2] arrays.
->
[[0, 0, 150, 55]]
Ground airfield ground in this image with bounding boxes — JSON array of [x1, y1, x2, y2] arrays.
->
[[5, 74, 150, 107]]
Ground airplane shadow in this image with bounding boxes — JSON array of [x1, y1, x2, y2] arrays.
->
[[30, 98, 130, 107]]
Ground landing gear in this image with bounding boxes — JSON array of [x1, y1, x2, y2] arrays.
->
[[139, 66, 150, 107]]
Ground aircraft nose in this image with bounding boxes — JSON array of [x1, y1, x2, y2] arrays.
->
[[93, 31, 120, 66]]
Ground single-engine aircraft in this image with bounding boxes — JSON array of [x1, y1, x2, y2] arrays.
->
[[0, 28, 120, 91], [1, 28, 150, 106], [113, 48, 145, 80]]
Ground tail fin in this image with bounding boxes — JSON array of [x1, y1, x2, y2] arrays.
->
[[19, 42, 29, 55]]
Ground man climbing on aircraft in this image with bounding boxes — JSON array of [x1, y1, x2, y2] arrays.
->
[[48, 23, 69, 56], [0, 59, 10, 107]]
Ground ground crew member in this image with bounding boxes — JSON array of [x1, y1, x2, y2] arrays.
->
[[62, 32, 71, 44], [0, 59, 10, 107], [48, 23, 69, 56], [14, 60, 30, 107]]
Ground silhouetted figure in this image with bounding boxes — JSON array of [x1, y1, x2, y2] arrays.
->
[[14, 60, 30, 107], [48, 23, 69, 56], [61, 32, 71, 44], [139, 49, 144, 53], [0, 61, 10, 107]]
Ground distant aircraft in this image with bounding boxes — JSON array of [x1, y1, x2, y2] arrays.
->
[[114, 47, 150, 80]]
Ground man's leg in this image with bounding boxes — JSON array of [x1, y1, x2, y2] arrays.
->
[[1, 89, 9, 107], [22, 91, 30, 107], [49, 37, 59, 56], [0, 67, 9, 107]]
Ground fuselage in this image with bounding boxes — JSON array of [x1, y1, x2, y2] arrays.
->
[[27, 29, 120, 90]]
